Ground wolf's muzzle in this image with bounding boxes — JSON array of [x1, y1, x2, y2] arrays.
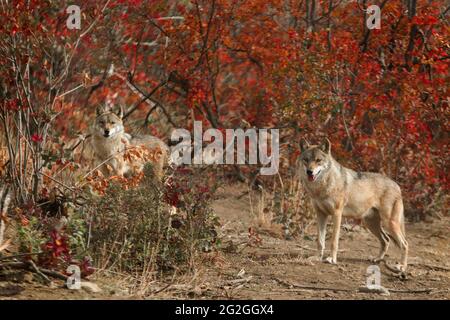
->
[[306, 169, 315, 181], [306, 169, 321, 181]]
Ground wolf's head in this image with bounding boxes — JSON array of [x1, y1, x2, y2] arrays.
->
[[299, 138, 332, 182], [94, 104, 124, 138]]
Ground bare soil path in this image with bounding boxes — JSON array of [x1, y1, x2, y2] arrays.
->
[[206, 185, 450, 300], [1, 184, 449, 300]]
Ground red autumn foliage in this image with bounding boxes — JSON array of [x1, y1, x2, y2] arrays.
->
[[31, 134, 43, 143], [39, 230, 71, 268], [0, 0, 448, 220]]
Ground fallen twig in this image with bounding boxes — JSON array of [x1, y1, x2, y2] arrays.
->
[[274, 277, 436, 295], [226, 276, 253, 285], [388, 287, 435, 294], [29, 260, 51, 284], [0, 260, 68, 281], [409, 263, 450, 272], [38, 267, 68, 281], [295, 244, 316, 251], [273, 277, 355, 292], [0, 251, 43, 261], [0, 261, 26, 268], [151, 282, 172, 295]]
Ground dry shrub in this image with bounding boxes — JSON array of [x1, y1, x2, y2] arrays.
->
[[250, 172, 315, 239], [4, 149, 219, 291], [407, 187, 449, 222], [249, 186, 284, 238], [273, 173, 315, 238], [87, 164, 219, 278]]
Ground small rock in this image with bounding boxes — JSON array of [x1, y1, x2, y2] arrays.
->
[[81, 281, 102, 293]]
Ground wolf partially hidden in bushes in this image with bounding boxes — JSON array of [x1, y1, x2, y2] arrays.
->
[[0, 185, 11, 252], [89, 104, 170, 179]]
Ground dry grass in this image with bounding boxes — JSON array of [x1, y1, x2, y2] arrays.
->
[[249, 172, 315, 239], [248, 185, 284, 238], [84, 164, 219, 295]]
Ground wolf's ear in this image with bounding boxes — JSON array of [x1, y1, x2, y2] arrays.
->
[[116, 105, 124, 118], [299, 138, 310, 152], [321, 138, 331, 154]]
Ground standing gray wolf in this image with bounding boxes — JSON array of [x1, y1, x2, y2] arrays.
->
[[299, 138, 408, 271], [90, 104, 169, 179]]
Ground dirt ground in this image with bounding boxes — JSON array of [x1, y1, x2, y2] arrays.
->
[[1, 184, 449, 300]]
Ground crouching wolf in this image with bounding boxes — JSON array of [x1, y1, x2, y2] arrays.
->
[[90, 104, 170, 179], [299, 138, 408, 271]]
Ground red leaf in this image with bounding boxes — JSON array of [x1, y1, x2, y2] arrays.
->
[[31, 134, 43, 143]]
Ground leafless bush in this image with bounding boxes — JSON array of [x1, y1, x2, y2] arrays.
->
[[249, 171, 315, 239]]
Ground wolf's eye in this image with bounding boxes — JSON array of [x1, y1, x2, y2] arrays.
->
[[99, 121, 105, 125], [316, 159, 321, 163]]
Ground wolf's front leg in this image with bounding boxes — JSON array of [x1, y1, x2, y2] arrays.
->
[[316, 211, 328, 260], [325, 211, 342, 264], [113, 158, 128, 176]]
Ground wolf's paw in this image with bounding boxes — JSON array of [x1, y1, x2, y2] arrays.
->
[[323, 257, 337, 264], [394, 266, 408, 280]]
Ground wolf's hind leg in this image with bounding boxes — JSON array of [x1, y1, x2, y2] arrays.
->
[[384, 200, 408, 272], [363, 209, 390, 262]]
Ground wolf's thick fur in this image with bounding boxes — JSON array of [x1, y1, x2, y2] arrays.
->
[[90, 104, 169, 178], [299, 138, 408, 271]]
